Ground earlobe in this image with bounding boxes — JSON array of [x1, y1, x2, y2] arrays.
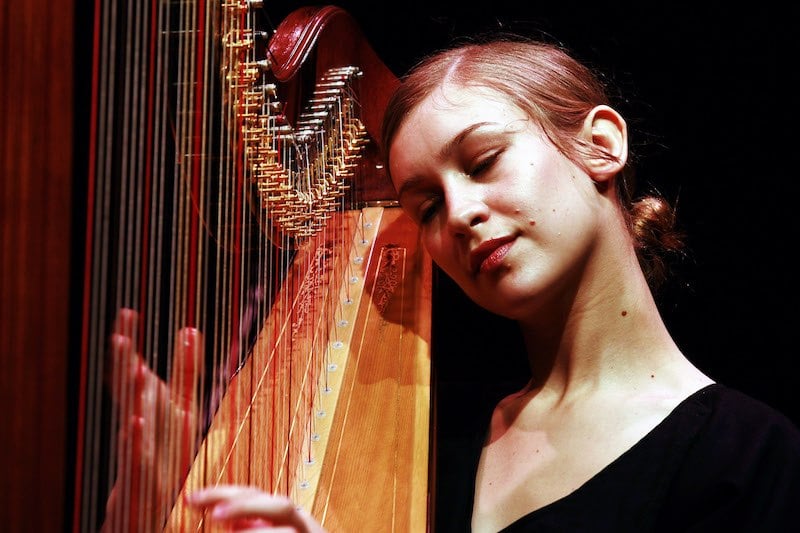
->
[[582, 105, 628, 182]]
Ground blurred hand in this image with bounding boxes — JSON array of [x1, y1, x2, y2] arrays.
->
[[187, 485, 326, 533], [102, 308, 204, 532]]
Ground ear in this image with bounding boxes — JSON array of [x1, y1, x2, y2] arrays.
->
[[580, 105, 628, 182]]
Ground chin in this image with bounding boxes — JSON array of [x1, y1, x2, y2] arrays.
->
[[481, 279, 547, 320], [470, 291, 518, 320]]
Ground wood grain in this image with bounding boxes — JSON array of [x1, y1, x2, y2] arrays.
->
[[166, 207, 432, 531], [0, 0, 74, 531]]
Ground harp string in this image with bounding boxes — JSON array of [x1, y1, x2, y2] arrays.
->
[[79, 0, 108, 526], [170, 0, 199, 523]]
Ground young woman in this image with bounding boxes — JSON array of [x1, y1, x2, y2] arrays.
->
[[189, 37, 800, 531]]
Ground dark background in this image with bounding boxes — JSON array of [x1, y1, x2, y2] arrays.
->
[[271, 2, 798, 425]]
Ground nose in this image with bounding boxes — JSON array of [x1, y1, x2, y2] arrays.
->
[[446, 184, 489, 238]]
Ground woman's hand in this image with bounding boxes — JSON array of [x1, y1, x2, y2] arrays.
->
[[187, 485, 327, 533], [102, 308, 204, 532]]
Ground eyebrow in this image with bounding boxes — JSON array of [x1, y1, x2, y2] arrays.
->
[[395, 175, 428, 208], [396, 121, 498, 202], [438, 121, 495, 160]]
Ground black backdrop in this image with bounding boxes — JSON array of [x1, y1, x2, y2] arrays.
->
[[269, 2, 798, 425]]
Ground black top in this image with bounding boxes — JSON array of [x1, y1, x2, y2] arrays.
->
[[433, 384, 800, 532]]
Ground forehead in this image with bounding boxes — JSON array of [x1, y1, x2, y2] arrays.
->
[[388, 85, 529, 178], [405, 84, 526, 136]]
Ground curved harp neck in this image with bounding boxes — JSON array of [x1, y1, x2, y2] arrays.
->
[[268, 5, 399, 151]]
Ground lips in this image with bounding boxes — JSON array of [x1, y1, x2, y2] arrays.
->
[[470, 235, 516, 275]]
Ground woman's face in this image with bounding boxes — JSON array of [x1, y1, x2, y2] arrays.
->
[[389, 85, 603, 319]]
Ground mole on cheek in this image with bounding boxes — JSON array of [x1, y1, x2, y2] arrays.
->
[[621, 310, 628, 317], [529, 220, 536, 226]]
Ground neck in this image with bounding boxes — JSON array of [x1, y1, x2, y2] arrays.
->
[[518, 237, 696, 400]]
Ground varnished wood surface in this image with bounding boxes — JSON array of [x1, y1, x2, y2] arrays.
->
[[311, 207, 432, 531], [268, 5, 400, 204], [167, 206, 432, 531], [0, 0, 74, 531]]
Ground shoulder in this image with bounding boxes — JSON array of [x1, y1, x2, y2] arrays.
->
[[657, 383, 800, 531], [690, 383, 800, 446], [679, 383, 800, 473]]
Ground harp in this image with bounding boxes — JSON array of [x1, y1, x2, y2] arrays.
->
[[71, 2, 432, 531]]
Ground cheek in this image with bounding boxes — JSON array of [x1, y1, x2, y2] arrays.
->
[[496, 173, 546, 219], [420, 229, 445, 261], [506, 158, 578, 220], [420, 229, 459, 274]]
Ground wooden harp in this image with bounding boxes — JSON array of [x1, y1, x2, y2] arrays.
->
[[72, 2, 432, 531]]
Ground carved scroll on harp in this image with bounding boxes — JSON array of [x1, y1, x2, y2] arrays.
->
[[73, 2, 431, 532]]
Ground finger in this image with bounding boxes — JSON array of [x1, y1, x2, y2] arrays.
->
[[103, 481, 119, 531], [211, 516, 298, 533], [109, 330, 139, 410], [187, 487, 322, 533], [208, 494, 300, 526], [187, 485, 266, 507], [232, 525, 297, 533], [112, 307, 139, 338], [108, 308, 142, 408], [170, 327, 204, 413], [167, 327, 203, 475], [108, 415, 147, 532]]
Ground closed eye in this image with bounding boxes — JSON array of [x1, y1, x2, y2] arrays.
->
[[469, 150, 503, 177], [419, 196, 442, 224]]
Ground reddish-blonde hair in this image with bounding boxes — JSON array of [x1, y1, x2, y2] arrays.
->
[[381, 36, 683, 290]]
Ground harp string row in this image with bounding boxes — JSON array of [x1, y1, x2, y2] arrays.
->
[[77, 1, 378, 531]]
